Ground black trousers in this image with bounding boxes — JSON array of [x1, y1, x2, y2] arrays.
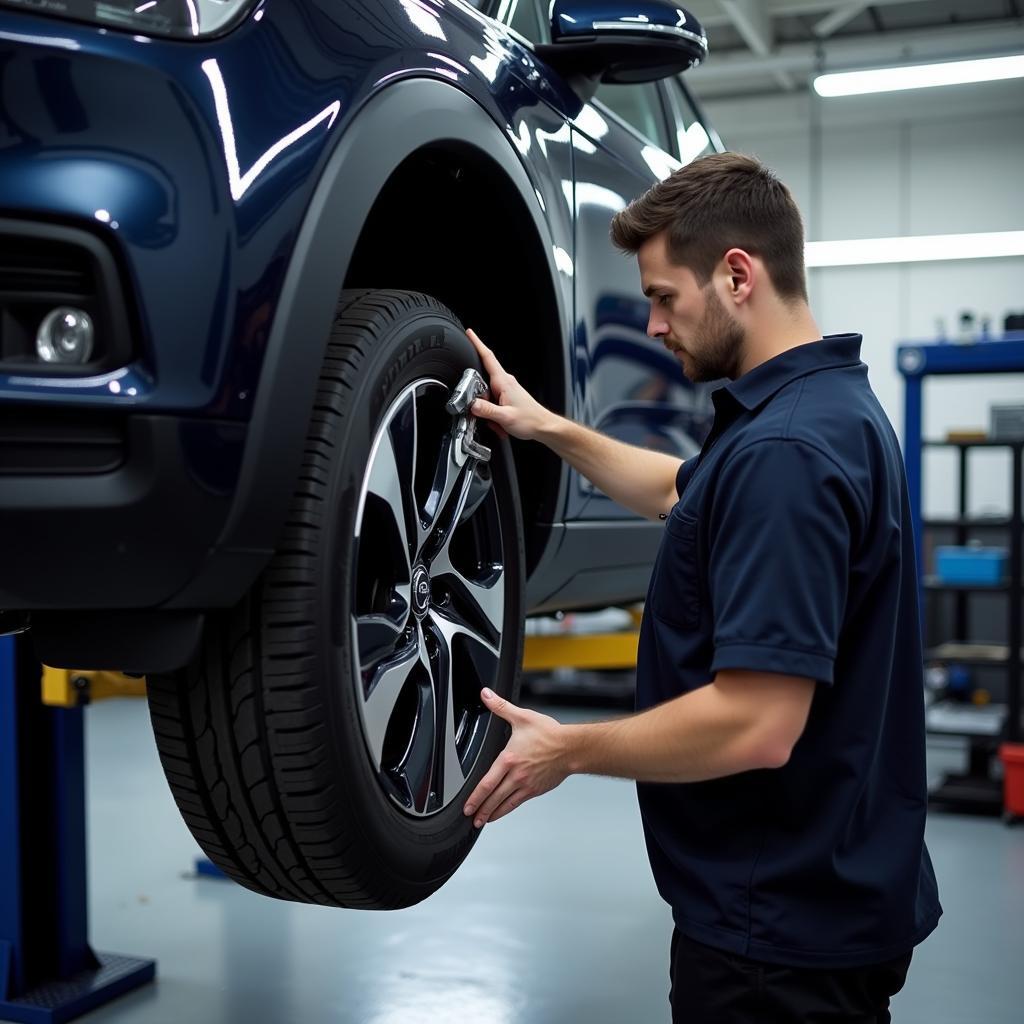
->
[[669, 929, 913, 1023]]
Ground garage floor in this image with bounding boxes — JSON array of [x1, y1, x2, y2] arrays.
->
[[69, 697, 1024, 1024]]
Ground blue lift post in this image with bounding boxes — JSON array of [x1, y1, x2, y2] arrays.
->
[[0, 635, 155, 1023]]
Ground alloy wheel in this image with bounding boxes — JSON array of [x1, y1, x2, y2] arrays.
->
[[352, 379, 506, 816]]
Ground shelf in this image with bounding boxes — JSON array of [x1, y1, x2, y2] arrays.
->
[[923, 517, 1013, 529], [923, 439, 1024, 449], [926, 700, 1007, 738], [923, 576, 1011, 592], [925, 642, 1023, 665], [904, 342, 1024, 762]]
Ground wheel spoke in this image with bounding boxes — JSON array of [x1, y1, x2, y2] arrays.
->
[[424, 430, 471, 541], [389, 385, 425, 553], [353, 580, 411, 668], [422, 615, 469, 807], [364, 393, 417, 569], [428, 607, 501, 796], [360, 637, 419, 769], [392, 626, 438, 813], [432, 545, 505, 642], [427, 463, 501, 634], [429, 605, 500, 670]]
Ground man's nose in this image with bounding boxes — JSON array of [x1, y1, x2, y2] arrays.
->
[[647, 315, 668, 340]]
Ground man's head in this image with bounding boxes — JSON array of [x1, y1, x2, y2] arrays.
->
[[610, 153, 809, 382]]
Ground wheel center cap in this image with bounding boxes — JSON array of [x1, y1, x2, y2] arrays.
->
[[411, 564, 431, 618]]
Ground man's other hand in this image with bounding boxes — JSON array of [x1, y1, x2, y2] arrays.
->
[[466, 329, 556, 442], [463, 688, 571, 827]]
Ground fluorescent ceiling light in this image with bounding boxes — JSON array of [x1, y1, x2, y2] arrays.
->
[[805, 231, 1024, 268], [813, 54, 1024, 96]]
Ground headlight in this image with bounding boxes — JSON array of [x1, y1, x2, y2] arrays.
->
[[0, 0, 257, 40]]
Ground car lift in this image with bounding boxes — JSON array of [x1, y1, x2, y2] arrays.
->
[[0, 635, 154, 1023], [1, 605, 643, 1021], [522, 608, 643, 674]]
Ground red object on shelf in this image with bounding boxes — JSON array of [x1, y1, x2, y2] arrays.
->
[[1000, 744, 1024, 816]]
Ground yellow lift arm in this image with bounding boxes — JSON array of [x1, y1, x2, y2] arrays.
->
[[41, 606, 643, 706], [41, 667, 147, 708]]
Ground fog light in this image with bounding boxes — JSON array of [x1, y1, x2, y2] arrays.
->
[[36, 307, 94, 364]]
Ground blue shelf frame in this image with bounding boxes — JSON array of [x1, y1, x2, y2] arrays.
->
[[1, 636, 155, 1023], [897, 336, 1024, 579], [897, 335, 1024, 759]]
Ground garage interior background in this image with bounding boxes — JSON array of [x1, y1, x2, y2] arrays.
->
[[691, 0, 1024, 514], [3, 2, 1024, 1024]]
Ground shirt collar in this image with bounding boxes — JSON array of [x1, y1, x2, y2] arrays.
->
[[717, 334, 864, 413]]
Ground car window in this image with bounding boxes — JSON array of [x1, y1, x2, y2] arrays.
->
[[668, 80, 716, 163], [493, 0, 546, 43], [594, 82, 672, 152]]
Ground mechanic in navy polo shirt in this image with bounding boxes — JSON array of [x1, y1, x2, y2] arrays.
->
[[463, 152, 941, 1023]]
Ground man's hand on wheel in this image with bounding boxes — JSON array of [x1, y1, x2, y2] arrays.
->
[[463, 688, 571, 827], [466, 329, 557, 442]]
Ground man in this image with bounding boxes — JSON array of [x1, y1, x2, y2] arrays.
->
[[461, 152, 941, 1022]]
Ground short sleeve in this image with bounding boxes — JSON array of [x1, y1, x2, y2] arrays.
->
[[676, 458, 697, 498], [708, 440, 856, 685]]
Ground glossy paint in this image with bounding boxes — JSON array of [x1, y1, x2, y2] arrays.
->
[[567, 94, 713, 518], [0, 0, 712, 526]]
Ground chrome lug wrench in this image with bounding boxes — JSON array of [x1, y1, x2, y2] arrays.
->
[[446, 368, 492, 467]]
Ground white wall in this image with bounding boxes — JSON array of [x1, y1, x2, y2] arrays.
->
[[702, 80, 1024, 517]]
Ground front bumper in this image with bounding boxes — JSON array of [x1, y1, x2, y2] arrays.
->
[[0, 6, 351, 621], [0, 412, 255, 610]]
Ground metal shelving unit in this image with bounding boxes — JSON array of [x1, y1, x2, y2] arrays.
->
[[898, 339, 1024, 814]]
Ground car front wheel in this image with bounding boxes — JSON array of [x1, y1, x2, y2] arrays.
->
[[147, 289, 524, 908]]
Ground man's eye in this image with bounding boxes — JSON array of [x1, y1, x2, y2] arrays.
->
[[658, 295, 671, 306]]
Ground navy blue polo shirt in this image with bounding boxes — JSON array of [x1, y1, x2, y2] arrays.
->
[[636, 334, 941, 969]]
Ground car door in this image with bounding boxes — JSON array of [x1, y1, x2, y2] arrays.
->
[[484, 0, 717, 522]]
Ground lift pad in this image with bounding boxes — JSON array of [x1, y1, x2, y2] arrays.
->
[[522, 606, 642, 672], [40, 668, 146, 709], [522, 631, 640, 672]]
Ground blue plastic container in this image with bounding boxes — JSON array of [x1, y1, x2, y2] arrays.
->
[[934, 546, 1008, 585]]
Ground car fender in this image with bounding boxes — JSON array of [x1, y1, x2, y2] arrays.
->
[[169, 77, 570, 607]]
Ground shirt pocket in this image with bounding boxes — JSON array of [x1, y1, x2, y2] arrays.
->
[[650, 509, 701, 630]]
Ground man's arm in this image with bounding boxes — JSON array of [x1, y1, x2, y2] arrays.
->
[[466, 329, 682, 520], [462, 670, 815, 827], [565, 670, 814, 781]]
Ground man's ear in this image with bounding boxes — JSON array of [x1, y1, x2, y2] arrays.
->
[[721, 248, 755, 305]]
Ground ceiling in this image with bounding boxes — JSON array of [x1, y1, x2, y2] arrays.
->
[[683, 0, 1024, 98]]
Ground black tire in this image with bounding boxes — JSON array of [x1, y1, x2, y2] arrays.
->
[[147, 289, 525, 908]]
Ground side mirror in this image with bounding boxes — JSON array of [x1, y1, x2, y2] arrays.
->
[[536, 1, 708, 91]]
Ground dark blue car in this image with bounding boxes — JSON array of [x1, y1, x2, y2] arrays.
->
[[0, 0, 718, 906]]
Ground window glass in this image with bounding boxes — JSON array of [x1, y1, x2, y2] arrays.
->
[[670, 80, 715, 163], [594, 82, 672, 152], [495, 0, 544, 43]]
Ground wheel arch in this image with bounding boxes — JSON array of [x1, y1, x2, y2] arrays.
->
[[343, 137, 568, 578], [170, 78, 569, 609]]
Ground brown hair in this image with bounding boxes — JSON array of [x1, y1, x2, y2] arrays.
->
[[610, 153, 808, 302]]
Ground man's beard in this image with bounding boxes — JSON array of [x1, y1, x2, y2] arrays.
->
[[685, 286, 745, 383]]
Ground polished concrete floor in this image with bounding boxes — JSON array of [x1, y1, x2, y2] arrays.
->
[[55, 697, 1024, 1023]]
